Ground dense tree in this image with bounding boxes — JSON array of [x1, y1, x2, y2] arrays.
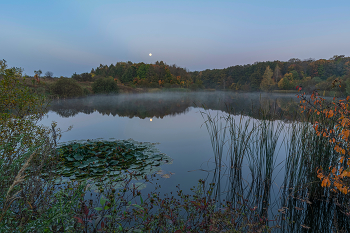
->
[[121, 66, 137, 83]]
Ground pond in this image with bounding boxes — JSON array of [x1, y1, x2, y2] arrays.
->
[[39, 91, 349, 232]]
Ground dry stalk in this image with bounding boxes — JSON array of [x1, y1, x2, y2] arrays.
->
[[0, 148, 38, 223]]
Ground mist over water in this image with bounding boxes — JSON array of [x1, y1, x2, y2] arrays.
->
[[46, 91, 300, 120]]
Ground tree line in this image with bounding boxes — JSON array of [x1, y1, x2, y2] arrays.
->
[[191, 55, 350, 93], [29, 55, 350, 94]]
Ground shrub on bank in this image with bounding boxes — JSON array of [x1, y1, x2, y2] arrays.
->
[[189, 83, 200, 90], [83, 87, 92, 96], [92, 77, 119, 94], [50, 77, 84, 98]]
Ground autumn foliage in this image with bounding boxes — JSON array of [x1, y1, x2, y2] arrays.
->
[[298, 81, 350, 194]]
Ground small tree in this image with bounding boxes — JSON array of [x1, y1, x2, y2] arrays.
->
[[45, 71, 53, 78], [273, 64, 281, 83], [260, 66, 275, 91], [34, 69, 42, 77]]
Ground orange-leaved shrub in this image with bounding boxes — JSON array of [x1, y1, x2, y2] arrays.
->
[[298, 81, 350, 194]]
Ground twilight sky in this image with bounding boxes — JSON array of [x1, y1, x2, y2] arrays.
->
[[1, 0, 350, 77]]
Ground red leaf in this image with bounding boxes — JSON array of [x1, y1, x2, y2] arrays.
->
[[174, 231, 182, 233], [101, 221, 105, 228], [73, 216, 84, 224], [83, 205, 89, 216]]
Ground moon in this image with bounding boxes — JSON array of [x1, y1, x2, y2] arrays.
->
[[149, 53, 152, 57]]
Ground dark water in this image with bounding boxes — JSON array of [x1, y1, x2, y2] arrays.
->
[[39, 91, 349, 232]]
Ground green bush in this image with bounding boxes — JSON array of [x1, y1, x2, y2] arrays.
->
[[50, 77, 84, 98], [83, 87, 92, 96], [92, 77, 119, 94]]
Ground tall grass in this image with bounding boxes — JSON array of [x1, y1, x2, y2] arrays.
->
[[200, 102, 350, 232]]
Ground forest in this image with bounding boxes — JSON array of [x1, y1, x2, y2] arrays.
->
[[64, 55, 350, 94]]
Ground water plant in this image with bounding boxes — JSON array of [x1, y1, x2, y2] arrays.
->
[[45, 139, 172, 190]]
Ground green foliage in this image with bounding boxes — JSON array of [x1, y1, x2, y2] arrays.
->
[[290, 70, 300, 80], [137, 63, 150, 79], [121, 66, 137, 83], [0, 60, 82, 231], [278, 73, 294, 90], [92, 77, 119, 94], [51, 77, 84, 98]]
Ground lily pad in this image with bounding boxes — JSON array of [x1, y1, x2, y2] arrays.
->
[[46, 138, 173, 187]]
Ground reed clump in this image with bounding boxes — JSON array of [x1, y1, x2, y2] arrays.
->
[[200, 100, 350, 232]]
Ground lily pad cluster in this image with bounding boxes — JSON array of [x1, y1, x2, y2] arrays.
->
[[47, 138, 172, 186]]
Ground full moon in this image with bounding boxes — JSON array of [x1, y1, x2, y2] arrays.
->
[[149, 53, 152, 56]]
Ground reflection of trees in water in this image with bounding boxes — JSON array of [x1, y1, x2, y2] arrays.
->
[[47, 92, 301, 120]]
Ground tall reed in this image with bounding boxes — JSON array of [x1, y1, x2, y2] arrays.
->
[[200, 100, 350, 232]]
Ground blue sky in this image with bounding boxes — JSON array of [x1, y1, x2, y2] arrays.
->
[[1, 0, 350, 77]]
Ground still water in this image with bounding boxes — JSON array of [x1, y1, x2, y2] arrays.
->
[[39, 91, 348, 232], [40, 91, 294, 194]]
